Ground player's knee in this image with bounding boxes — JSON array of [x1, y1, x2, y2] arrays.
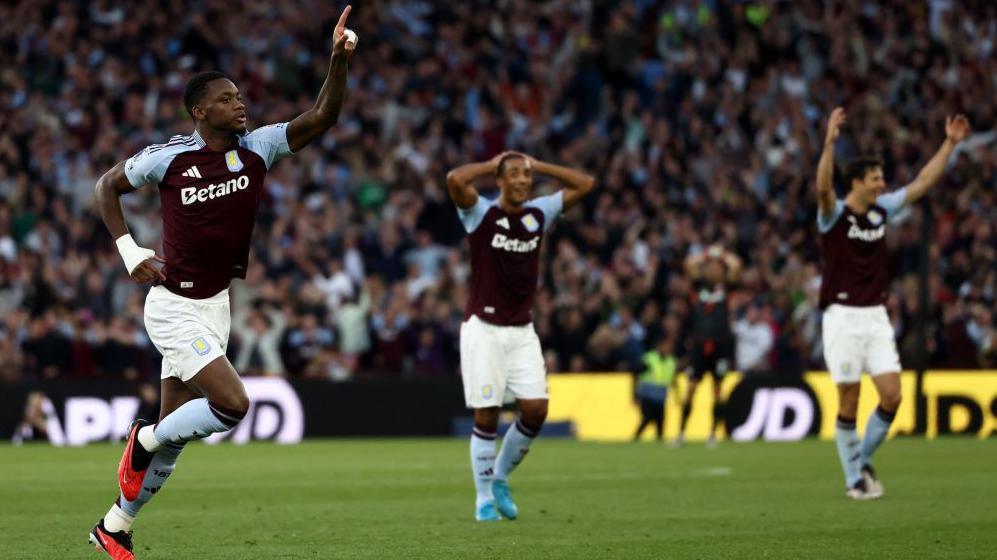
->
[[232, 392, 250, 417], [881, 391, 901, 412], [520, 402, 548, 432], [211, 389, 250, 424], [473, 407, 500, 432], [838, 396, 859, 418]]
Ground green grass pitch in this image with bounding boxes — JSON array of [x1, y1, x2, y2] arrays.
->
[[3, 438, 995, 559]]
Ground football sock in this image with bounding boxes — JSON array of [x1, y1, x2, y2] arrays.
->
[[860, 406, 896, 466], [711, 401, 725, 435], [119, 442, 186, 518], [470, 426, 497, 508], [103, 503, 134, 533], [154, 399, 244, 446], [137, 425, 161, 453], [680, 400, 692, 433], [495, 420, 539, 482], [835, 415, 862, 487]]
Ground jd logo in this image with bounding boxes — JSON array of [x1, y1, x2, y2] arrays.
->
[[726, 378, 821, 442]]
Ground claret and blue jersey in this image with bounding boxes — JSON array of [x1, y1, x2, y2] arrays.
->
[[123, 124, 293, 299], [457, 191, 563, 326], [817, 188, 907, 309]]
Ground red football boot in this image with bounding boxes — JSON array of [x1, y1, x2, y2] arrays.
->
[[118, 419, 151, 501], [89, 519, 135, 560]]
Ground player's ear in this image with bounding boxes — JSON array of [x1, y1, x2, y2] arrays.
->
[[191, 104, 205, 121]]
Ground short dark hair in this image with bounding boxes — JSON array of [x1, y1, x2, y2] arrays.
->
[[183, 71, 230, 118], [496, 153, 527, 177], [844, 157, 882, 188]]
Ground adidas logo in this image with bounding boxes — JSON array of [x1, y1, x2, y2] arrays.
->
[[181, 166, 203, 179], [496, 217, 510, 229]]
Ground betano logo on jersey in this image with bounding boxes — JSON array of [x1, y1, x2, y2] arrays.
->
[[845, 215, 885, 242], [180, 175, 250, 206], [491, 233, 539, 253]]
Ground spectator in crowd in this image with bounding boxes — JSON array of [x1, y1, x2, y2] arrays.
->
[[11, 391, 50, 445], [0, 1, 993, 382], [234, 301, 287, 377], [734, 302, 775, 375], [335, 281, 372, 370], [282, 313, 335, 378]]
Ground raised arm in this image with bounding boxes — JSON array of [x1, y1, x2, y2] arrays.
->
[[722, 250, 743, 283], [445, 152, 505, 209], [285, 5, 357, 153], [684, 252, 705, 280], [816, 107, 845, 217], [95, 162, 165, 284], [903, 114, 970, 204], [529, 158, 596, 211]]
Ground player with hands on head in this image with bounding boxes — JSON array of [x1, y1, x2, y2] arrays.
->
[[447, 150, 595, 521], [675, 244, 742, 448]]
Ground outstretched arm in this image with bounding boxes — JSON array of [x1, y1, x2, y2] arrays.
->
[[445, 152, 506, 209], [903, 114, 971, 204], [816, 107, 845, 218], [95, 163, 166, 284], [286, 5, 357, 152], [528, 158, 595, 211]]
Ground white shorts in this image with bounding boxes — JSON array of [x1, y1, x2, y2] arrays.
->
[[144, 285, 231, 382], [459, 315, 548, 408], [822, 304, 901, 384]]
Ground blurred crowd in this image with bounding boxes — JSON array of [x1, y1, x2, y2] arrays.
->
[[1, 0, 994, 384]]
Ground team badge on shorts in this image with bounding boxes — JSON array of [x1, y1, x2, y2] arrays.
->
[[521, 214, 539, 233], [482, 385, 494, 399], [225, 150, 244, 172], [191, 337, 212, 356]]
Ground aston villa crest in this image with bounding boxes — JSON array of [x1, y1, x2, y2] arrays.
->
[[521, 213, 540, 233], [225, 150, 244, 172]]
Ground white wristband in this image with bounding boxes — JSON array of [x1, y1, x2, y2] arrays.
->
[[115, 234, 155, 274], [344, 29, 358, 47]]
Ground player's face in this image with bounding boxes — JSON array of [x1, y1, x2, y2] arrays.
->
[[853, 166, 886, 201], [704, 259, 724, 283], [497, 158, 533, 206], [199, 79, 248, 134]]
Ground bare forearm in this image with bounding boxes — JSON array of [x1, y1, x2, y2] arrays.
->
[[684, 255, 703, 278], [816, 143, 836, 212], [907, 139, 955, 202], [313, 53, 349, 123], [95, 171, 130, 241], [97, 186, 128, 240], [446, 161, 493, 208], [447, 161, 495, 186]]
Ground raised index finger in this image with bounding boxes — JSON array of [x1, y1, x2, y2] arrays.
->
[[335, 5, 352, 29]]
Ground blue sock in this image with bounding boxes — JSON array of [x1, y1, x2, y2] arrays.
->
[[119, 443, 185, 518], [495, 420, 539, 482], [470, 427, 497, 509], [860, 407, 896, 466], [834, 415, 861, 487], [153, 399, 243, 445]]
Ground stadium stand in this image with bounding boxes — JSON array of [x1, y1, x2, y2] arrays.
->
[[0, 0, 993, 382]]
